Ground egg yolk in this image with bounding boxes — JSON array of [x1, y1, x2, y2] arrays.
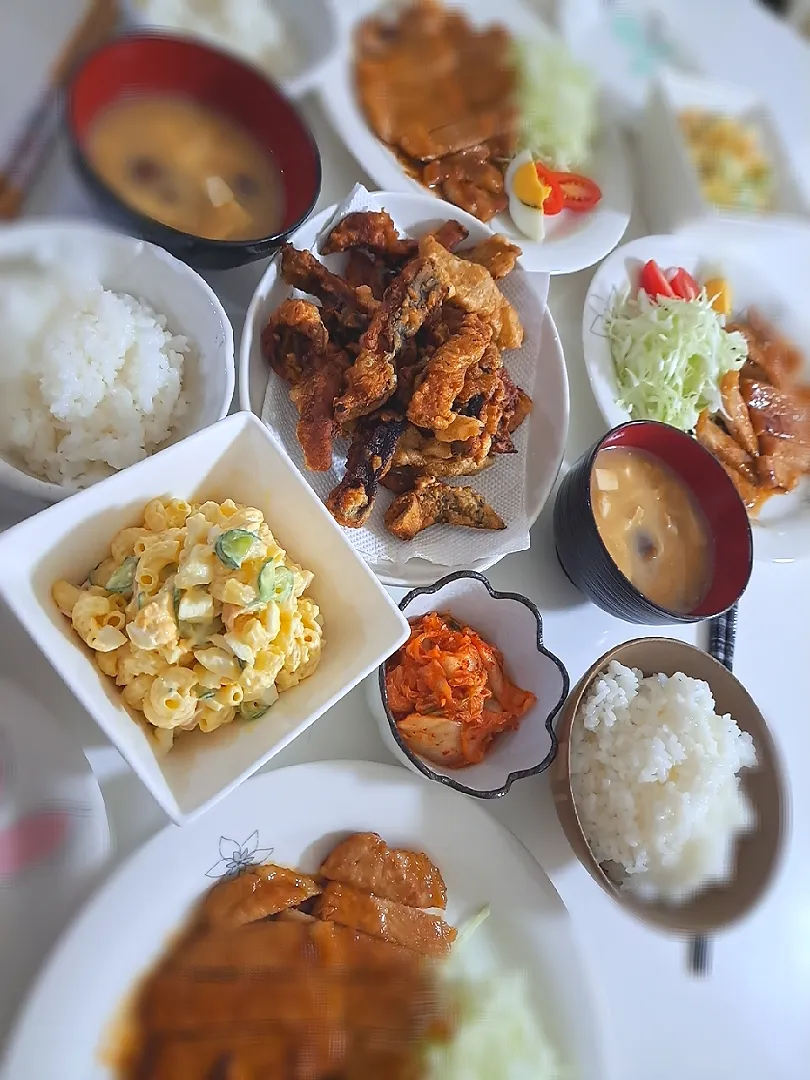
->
[[512, 161, 551, 209]]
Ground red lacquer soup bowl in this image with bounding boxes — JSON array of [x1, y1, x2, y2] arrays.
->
[[66, 33, 321, 269], [553, 420, 753, 624]]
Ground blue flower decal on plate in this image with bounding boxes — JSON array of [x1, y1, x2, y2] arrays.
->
[[205, 830, 274, 879]]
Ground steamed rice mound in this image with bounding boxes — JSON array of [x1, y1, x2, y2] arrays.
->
[[570, 660, 757, 903], [0, 265, 191, 488]]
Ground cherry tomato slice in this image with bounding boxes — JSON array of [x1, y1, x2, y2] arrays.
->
[[639, 260, 675, 300], [533, 163, 565, 215], [556, 172, 602, 212], [668, 267, 701, 301]]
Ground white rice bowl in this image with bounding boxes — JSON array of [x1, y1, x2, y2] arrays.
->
[[570, 660, 758, 903], [0, 261, 192, 489]]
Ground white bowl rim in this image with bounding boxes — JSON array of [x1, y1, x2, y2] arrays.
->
[[377, 569, 570, 798], [0, 219, 235, 501]]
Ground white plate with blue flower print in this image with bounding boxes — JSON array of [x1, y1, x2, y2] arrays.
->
[[1, 760, 603, 1080]]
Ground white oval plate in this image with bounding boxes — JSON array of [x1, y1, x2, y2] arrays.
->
[[321, 0, 632, 275], [240, 192, 570, 588], [583, 233, 810, 563], [0, 677, 109, 1045], [1, 760, 603, 1080]]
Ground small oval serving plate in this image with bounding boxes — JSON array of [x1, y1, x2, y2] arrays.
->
[[365, 570, 569, 798], [240, 190, 569, 588], [320, 0, 632, 275], [582, 232, 810, 563]]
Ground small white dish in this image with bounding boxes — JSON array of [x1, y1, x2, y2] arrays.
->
[[637, 70, 809, 235], [0, 412, 409, 824], [0, 761, 604, 1080], [320, 0, 632, 275], [0, 677, 109, 1044], [239, 191, 569, 588], [0, 221, 234, 503], [365, 571, 569, 798], [583, 232, 810, 564], [123, 0, 343, 100]]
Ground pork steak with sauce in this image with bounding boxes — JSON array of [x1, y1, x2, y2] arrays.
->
[[314, 880, 456, 956], [319, 831, 448, 909]]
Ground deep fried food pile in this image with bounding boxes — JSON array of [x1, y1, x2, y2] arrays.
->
[[261, 209, 531, 539], [354, 0, 517, 222], [119, 834, 457, 1078], [696, 310, 810, 512]]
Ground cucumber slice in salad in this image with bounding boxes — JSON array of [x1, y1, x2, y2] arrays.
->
[[105, 556, 138, 596], [239, 700, 271, 722], [257, 563, 294, 605], [214, 529, 257, 570]]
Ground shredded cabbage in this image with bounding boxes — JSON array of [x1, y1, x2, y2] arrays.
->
[[515, 39, 597, 170], [424, 969, 564, 1080], [422, 906, 564, 1080], [605, 290, 748, 431]]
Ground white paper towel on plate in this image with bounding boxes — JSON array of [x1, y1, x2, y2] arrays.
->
[[261, 184, 549, 571]]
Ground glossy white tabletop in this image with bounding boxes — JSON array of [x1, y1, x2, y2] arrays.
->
[[3, 4, 810, 1075]]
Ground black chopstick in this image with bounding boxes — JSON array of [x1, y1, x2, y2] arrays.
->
[[708, 602, 739, 674], [688, 602, 740, 977]]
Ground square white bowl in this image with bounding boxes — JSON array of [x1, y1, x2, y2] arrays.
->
[[0, 412, 409, 824], [637, 70, 809, 235]]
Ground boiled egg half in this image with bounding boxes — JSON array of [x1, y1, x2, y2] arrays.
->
[[505, 149, 551, 242]]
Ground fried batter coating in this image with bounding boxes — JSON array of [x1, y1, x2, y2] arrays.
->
[[320, 210, 416, 259], [344, 250, 392, 301], [290, 345, 350, 473], [384, 476, 505, 540], [407, 313, 492, 430], [326, 411, 406, 528], [461, 234, 522, 279], [431, 220, 469, 251], [392, 424, 491, 478], [280, 244, 377, 332], [418, 234, 523, 349], [260, 298, 328, 385], [334, 258, 448, 423]]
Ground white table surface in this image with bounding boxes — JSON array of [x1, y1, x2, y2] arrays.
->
[[3, 6, 810, 1076]]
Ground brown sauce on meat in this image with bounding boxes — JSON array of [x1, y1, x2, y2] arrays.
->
[[591, 447, 713, 613], [112, 837, 456, 1079], [354, 2, 516, 222]]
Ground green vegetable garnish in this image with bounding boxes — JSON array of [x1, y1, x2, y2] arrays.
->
[[214, 529, 257, 570], [239, 700, 271, 722], [173, 587, 181, 617], [195, 686, 217, 700], [105, 556, 138, 596], [515, 38, 597, 171], [605, 289, 748, 431], [257, 562, 294, 605], [179, 619, 217, 646]]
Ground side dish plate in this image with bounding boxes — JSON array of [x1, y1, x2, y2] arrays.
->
[[0, 760, 603, 1080], [582, 232, 810, 564], [321, 0, 632, 275], [239, 192, 570, 587]]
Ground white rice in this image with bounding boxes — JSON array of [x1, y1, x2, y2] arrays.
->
[[570, 660, 758, 903], [0, 263, 191, 488]]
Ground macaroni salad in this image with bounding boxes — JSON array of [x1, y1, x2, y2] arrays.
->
[[53, 498, 323, 753]]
